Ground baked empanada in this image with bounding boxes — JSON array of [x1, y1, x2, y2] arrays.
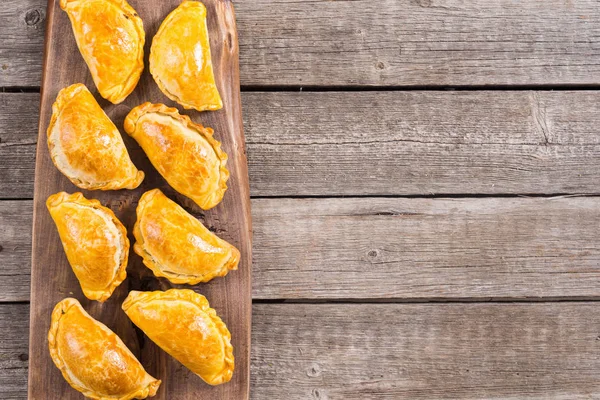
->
[[47, 192, 129, 302], [48, 84, 144, 190], [133, 189, 239, 284], [60, 0, 145, 104], [122, 289, 234, 385], [150, 1, 223, 111], [49, 298, 161, 399], [124, 103, 228, 209]]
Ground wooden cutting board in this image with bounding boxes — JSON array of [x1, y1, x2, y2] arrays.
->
[[28, 1, 252, 398]]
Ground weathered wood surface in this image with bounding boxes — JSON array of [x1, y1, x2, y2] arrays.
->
[[29, 0, 251, 399], [4, 303, 600, 399], [0, 201, 31, 302], [0, 94, 39, 196], [3, 0, 600, 398], [246, 91, 600, 196], [3, 0, 600, 87], [3, 196, 600, 301], [3, 91, 600, 198], [0, 304, 29, 400], [0, 0, 46, 87], [252, 196, 600, 299]]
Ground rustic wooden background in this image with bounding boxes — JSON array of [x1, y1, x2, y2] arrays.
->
[[2, 0, 600, 398]]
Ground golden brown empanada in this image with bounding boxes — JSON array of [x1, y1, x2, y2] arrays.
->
[[150, 1, 223, 111], [124, 103, 228, 209], [133, 189, 239, 284], [122, 289, 234, 385], [47, 192, 129, 302], [49, 298, 161, 399], [60, 0, 145, 104], [48, 84, 144, 190]]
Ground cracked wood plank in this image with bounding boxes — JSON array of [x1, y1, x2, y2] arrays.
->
[[3, 0, 600, 86], [2, 196, 600, 301], [3, 302, 600, 399], [2, 91, 600, 197]]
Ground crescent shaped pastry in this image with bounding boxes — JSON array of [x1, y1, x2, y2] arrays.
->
[[60, 0, 145, 104], [48, 84, 144, 190], [48, 298, 161, 399], [122, 289, 234, 385], [150, 1, 223, 111], [124, 103, 228, 209], [47, 192, 129, 302], [134, 189, 239, 284]]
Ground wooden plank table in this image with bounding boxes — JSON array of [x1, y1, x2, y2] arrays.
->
[[1, 0, 600, 398]]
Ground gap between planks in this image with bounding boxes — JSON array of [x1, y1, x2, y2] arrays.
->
[[3, 194, 600, 201], [8, 297, 600, 305], [8, 85, 600, 93]]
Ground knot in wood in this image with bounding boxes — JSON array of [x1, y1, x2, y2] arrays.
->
[[414, 0, 433, 7], [307, 363, 322, 377], [25, 9, 42, 26]]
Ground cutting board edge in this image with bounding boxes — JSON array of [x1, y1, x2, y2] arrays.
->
[[28, 0, 57, 395], [27, 0, 253, 398]]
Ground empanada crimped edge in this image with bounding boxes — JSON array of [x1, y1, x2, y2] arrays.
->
[[48, 298, 161, 399], [124, 102, 229, 209], [60, 0, 145, 104], [132, 189, 240, 284], [149, 0, 223, 111], [122, 289, 234, 385], [47, 84, 145, 190], [46, 192, 129, 302]]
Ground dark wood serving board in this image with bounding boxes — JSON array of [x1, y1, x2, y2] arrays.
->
[[28, 1, 252, 398]]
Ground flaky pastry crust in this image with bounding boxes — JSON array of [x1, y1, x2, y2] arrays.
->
[[47, 192, 129, 302], [48, 298, 161, 399], [122, 289, 234, 385], [133, 189, 239, 284], [47, 84, 144, 190], [60, 0, 145, 104], [124, 102, 228, 209], [150, 1, 223, 111]]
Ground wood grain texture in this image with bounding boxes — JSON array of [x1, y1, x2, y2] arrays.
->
[[252, 196, 600, 299], [4, 196, 600, 301], [5, 303, 600, 399], [237, 0, 600, 87], [3, 91, 600, 197], [253, 303, 600, 399], [3, 0, 600, 87], [0, 0, 46, 87], [244, 91, 600, 196], [29, 1, 252, 399], [0, 94, 39, 197], [0, 201, 31, 302], [0, 304, 29, 400]]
